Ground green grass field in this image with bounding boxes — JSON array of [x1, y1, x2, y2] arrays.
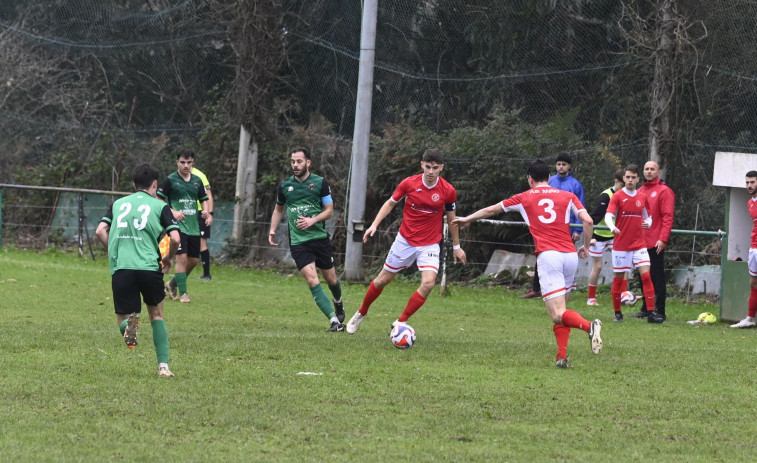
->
[[1, 246, 755, 462]]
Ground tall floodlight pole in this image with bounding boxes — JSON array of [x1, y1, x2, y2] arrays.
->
[[344, 0, 378, 280]]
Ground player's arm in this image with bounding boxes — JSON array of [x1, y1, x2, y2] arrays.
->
[[297, 202, 333, 230], [95, 221, 110, 247], [589, 193, 611, 226], [576, 209, 594, 259], [95, 208, 113, 247], [445, 209, 467, 265], [363, 198, 399, 242], [657, 188, 675, 251], [604, 194, 619, 234], [269, 203, 285, 246], [451, 202, 504, 227], [641, 207, 652, 229]]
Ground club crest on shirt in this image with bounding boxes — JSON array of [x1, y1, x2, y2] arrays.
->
[[651, 191, 658, 198], [636, 200, 642, 207], [308, 183, 316, 190], [431, 193, 440, 202]]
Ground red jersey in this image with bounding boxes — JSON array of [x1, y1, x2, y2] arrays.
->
[[606, 188, 650, 251], [639, 178, 675, 248], [501, 186, 584, 254], [749, 197, 757, 249], [392, 174, 457, 247]]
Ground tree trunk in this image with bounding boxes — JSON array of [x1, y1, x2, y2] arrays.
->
[[648, 0, 676, 177]]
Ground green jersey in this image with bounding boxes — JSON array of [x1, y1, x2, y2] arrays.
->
[[276, 173, 332, 245], [157, 171, 208, 236], [100, 191, 179, 275]]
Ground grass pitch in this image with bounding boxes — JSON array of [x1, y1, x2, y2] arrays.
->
[[0, 246, 755, 462]]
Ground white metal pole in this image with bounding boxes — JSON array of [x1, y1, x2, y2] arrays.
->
[[344, 0, 378, 280]]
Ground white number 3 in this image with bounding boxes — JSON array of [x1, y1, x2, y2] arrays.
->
[[116, 202, 151, 230], [537, 198, 556, 224]]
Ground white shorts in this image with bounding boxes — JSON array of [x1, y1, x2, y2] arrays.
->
[[384, 233, 440, 274], [537, 251, 578, 301], [589, 238, 613, 258], [612, 248, 650, 273], [749, 248, 757, 277]]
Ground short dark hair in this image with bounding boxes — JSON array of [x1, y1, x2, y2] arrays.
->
[[747, 170, 757, 178], [422, 149, 444, 164], [624, 164, 640, 176], [527, 159, 550, 182], [555, 153, 573, 165], [290, 146, 311, 160], [614, 169, 625, 182], [177, 149, 195, 160], [133, 164, 159, 190]]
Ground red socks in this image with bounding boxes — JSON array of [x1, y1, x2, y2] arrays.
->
[[641, 272, 656, 311], [553, 324, 570, 360], [398, 291, 427, 322], [358, 281, 383, 316], [561, 309, 591, 333], [611, 277, 624, 312], [749, 287, 757, 318], [588, 284, 597, 299]]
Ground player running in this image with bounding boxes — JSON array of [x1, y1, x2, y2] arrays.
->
[[453, 159, 602, 368], [345, 149, 466, 334]]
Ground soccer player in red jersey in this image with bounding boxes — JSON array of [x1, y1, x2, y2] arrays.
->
[[604, 164, 664, 323], [453, 159, 602, 368], [345, 149, 467, 334], [730, 171, 757, 328]]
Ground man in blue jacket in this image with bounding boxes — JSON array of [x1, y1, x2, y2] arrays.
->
[[522, 153, 586, 298]]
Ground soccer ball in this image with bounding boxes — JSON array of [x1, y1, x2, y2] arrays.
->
[[390, 323, 416, 349], [698, 312, 717, 324], [620, 291, 637, 306]]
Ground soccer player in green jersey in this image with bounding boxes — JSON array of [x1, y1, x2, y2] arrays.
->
[[158, 150, 212, 303], [95, 164, 180, 378], [269, 147, 346, 331]]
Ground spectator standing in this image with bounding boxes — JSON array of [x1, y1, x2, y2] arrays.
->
[[523, 153, 585, 298]]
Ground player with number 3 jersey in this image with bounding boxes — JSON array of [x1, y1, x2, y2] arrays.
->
[[453, 159, 602, 368]]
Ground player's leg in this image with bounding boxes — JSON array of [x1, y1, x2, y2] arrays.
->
[[112, 270, 142, 349], [648, 248, 666, 316], [141, 270, 173, 376], [587, 240, 606, 305], [396, 243, 440, 324], [315, 238, 345, 323], [347, 236, 412, 333], [731, 250, 757, 328], [172, 233, 190, 300], [292, 242, 342, 331], [611, 250, 632, 318], [199, 217, 212, 280]]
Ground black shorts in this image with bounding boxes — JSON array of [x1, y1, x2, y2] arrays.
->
[[290, 237, 335, 271], [178, 232, 201, 258], [111, 269, 165, 315], [200, 215, 211, 239]]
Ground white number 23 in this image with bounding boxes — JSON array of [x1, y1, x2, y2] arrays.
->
[[116, 202, 151, 230]]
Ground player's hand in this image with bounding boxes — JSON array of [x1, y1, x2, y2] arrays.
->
[[453, 247, 467, 265], [577, 246, 589, 259], [173, 209, 185, 221], [161, 256, 173, 274], [642, 221, 650, 229], [205, 214, 213, 227], [590, 238, 597, 246], [268, 232, 279, 247], [451, 216, 471, 230], [296, 216, 313, 229], [571, 232, 581, 242], [655, 240, 667, 253], [611, 227, 620, 235], [363, 226, 377, 243]]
